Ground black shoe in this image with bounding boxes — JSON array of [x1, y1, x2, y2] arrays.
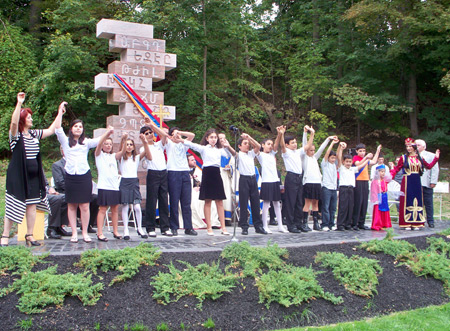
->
[[344, 226, 352, 230], [428, 222, 435, 228], [171, 229, 178, 236], [137, 229, 148, 239], [352, 226, 360, 231], [335, 227, 345, 231], [113, 234, 123, 240], [313, 221, 322, 231], [185, 229, 198, 236], [57, 227, 71, 236], [269, 219, 278, 226], [87, 225, 97, 234], [255, 227, 268, 235], [358, 225, 370, 230], [241, 228, 248, 235], [124, 236, 130, 240], [288, 227, 300, 233], [47, 228, 62, 239], [25, 234, 41, 246]]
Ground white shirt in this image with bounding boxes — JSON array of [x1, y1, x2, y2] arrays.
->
[[184, 141, 231, 167], [238, 150, 257, 176], [282, 147, 304, 174], [339, 165, 359, 187], [119, 154, 140, 178], [321, 159, 338, 190], [257, 151, 279, 183], [56, 127, 100, 175], [140, 141, 166, 171], [165, 140, 189, 171], [95, 151, 120, 190], [302, 135, 329, 184]]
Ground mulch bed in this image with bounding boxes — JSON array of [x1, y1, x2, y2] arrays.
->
[[1, 234, 449, 331]]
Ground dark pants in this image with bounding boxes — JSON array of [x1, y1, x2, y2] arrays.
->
[[145, 170, 169, 232], [238, 175, 262, 229], [282, 172, 303, 230], [168, 171, 192, 230], [422, 186, 434, 224], [352, 180, 369, 227], [321, 187, 337, 228], [337, 186, 354, 229], [89, 195, 99, 227], [47, 194, 68, 228]]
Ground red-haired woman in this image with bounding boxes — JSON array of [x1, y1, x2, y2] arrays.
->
[[1, 92, 65, 247]]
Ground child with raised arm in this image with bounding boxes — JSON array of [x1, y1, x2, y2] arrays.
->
[[183, 128, 235, 236], [302, 131, 337, 231], [336, 142, 372, 231], [95, 127, 126, 242], [147, 119, 198, 236], [320, 137, 339, 231], [237, 133, 266, 235], [257, 133, 288, 233], [352, 143, 382, 230], [118, 133, 152, 240], [275, 125, 314, 233]]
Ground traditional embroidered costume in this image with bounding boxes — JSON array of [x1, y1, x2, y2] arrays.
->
[[370, 165, 393, 231]]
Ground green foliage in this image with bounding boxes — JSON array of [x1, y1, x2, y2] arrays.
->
[[124, 321, 148, 331], [15, 317, 33, 331], [400, 250, 450, 297], [75, 243, 161, 286], [0, 246, 49, 276], [0, 265, 103, 314], [315, 252, 383, 297], [202, 318, 215, 329], [221, 241, 288, 277], [255, 264, 343, 309], [438, 227, 450, 237], [151, 261, 238, 309], [427, 237, 450, 257], [358, 229, 417, 258], [156, 322, 168, 331]]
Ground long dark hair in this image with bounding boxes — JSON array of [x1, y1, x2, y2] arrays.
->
[[68, 119, 85, 147], [200, 128, 223, 148], [403, 144, 424, 176], [122, 138, 136, 161]]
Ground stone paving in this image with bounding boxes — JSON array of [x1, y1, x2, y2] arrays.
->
[[8, 220, 449, 255]]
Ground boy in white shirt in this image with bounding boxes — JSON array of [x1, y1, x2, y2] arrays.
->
[[237, 133, 266, 235], [320, 137, 339, 231], [336, 142, 372, 231]]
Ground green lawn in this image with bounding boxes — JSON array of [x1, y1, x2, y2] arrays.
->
[[280, 302, 450, 331]]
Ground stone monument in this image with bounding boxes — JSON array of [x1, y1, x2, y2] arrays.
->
[[94, 19, 177, 209]]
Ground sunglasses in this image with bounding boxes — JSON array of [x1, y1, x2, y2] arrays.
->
[[144, 131, 153, 136], [126, 143, 134, 146]]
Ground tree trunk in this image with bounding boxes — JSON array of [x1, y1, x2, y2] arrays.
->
[[202, 0, 207, 115], [408, 67, 419, 136], [29, 0, 41, 35]]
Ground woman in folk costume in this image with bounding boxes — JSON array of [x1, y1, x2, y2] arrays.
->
[[389, 138, 440, 230], [370, 164, 399, 230], [1, 92, 65, 247]]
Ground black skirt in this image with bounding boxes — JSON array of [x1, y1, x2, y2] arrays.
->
[[25, 159, 40, 202], [119, 178, 142, 204], [304, 183, 321, 200], [260, 182, 282, 201], [65, 171, 92, 204], [97, 189, 121, 206], [199, 166, 226, 200]]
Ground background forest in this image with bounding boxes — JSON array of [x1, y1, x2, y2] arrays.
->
[[0, 0, 449, 161]]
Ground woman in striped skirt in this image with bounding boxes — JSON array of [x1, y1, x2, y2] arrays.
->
[[1, 92, 65, 247]]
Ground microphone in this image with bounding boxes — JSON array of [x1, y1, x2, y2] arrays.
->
[[229, 125, 239, 132]]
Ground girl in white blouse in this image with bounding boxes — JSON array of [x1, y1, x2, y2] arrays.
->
[[118, 134, 151, 240], [183, 129, 235, 236]]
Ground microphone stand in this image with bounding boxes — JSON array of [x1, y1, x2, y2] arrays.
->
[[213, 128, 240, 245]]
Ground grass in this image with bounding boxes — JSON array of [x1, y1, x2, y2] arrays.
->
[[278, 302, 450, 330]]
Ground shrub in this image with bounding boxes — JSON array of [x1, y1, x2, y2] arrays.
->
[[427, 237, 450, 257], [0, 266, 104, 314], [75, 242, 161, 285], [0, 246, 49, 276], [221, 241, 288, 277], [256, 265, 343, 308], [438, 227, 450, 237], [151, 261, 238, 309], [315, 252, 383, 297], [358, 229, 417, 258]]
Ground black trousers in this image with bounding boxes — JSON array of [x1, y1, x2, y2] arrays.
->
[[168, 171, 192, 230], [47, 194, 68, 228], [282, 172, 303, 230], [145, 170, 170, 232], [352, 180, 369, 227], [238, 175, 262, 229], [337, 186, 354, 229], [422, 186, 434, 223]]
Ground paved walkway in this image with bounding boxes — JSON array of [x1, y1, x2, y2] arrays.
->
[[8, 220, 449, 255]]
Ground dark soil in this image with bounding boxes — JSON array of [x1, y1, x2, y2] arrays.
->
[[1, 234, 449, 331]]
